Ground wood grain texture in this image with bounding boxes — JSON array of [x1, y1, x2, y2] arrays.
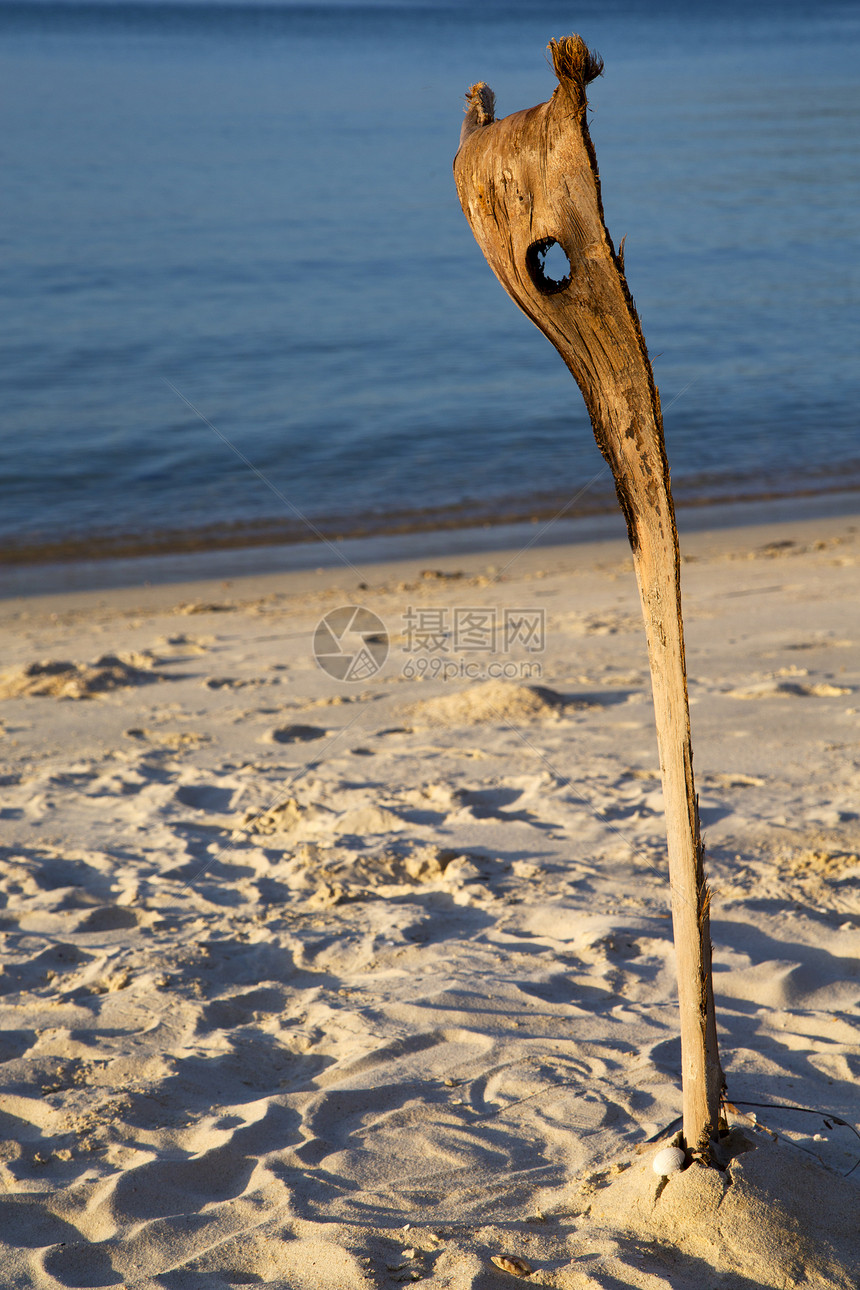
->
[[453, 35, 723, 1155]]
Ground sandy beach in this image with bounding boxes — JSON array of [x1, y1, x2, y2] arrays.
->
[[0, 508, 858, 1288]]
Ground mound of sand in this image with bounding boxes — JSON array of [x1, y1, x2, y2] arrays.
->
[[0, 652, 163, 699], [728, 679, 851, 699], [409, 680, 567, 727], [581, 1131, 860, 1288]]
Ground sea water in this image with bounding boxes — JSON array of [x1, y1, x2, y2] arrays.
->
[[1, 0, 858, 559]]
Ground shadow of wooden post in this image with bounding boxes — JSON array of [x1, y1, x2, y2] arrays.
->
[[453, 35, 724, 1158]]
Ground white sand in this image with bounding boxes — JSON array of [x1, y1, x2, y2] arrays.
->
[[0, 512, 858, 1287]]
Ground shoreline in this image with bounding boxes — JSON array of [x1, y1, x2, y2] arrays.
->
[[4, 467, 860, 578], [3, 486, 860, 603]]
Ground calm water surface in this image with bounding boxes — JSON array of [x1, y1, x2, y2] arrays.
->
[[2, 0, 859, 559]]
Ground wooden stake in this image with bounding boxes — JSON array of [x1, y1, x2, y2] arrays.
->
[[453, 35, 723, 1156]]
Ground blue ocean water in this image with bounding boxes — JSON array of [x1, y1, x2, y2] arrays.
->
[[1, 0, 859, 559]]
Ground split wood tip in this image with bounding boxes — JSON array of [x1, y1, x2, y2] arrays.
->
[[548, 34, 604, 96], [463, 82, 495, 125], [459, 82, 496, 149]]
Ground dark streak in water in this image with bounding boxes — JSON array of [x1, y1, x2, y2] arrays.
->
[[2, 478, 860, 568]]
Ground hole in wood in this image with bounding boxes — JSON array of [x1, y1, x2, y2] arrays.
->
[[525, 237, 572, 294]]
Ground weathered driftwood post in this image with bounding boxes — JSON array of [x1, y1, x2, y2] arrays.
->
[[454, 36, 723, 1158]]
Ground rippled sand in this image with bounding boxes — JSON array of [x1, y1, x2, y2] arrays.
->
[[0, 512, 858, 1287]]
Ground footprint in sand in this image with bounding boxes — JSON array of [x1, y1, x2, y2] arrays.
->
[[73, 906, 140, 934], [262, 724, 328, 744], [0, 943, 92, 996], [175, 783, 240, 813], [195, 987, 287, 1033], [107, 1143, 257, 1221], [42, 1241, 120, 1289]]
